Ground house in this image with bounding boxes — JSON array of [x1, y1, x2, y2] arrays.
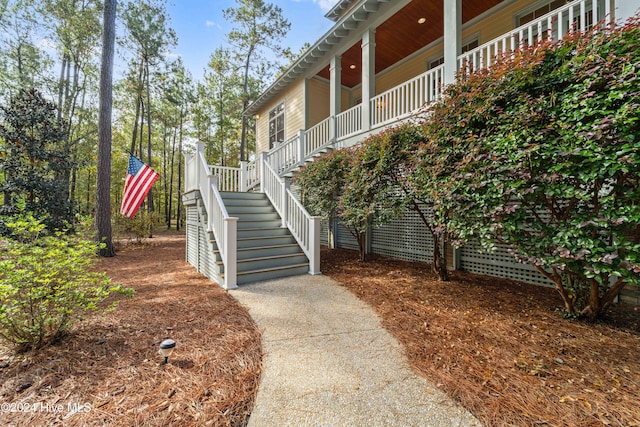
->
[[183, 0, 639, 301]]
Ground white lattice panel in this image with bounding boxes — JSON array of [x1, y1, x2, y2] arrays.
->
[[335, 222, 359, 251], [371, 206, 434, 263], [320, 219, 330, 246], [460, 241, 554, 287]]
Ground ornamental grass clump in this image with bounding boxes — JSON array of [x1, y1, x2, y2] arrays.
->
[[0, 215, 133, 351]]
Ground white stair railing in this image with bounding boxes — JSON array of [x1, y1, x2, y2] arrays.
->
[[241, 159, 260, 191], [458, 0, 612, 73], [184, 152, 197, 192], [195, 143, 237, 289], [260, 153, 321, 274]]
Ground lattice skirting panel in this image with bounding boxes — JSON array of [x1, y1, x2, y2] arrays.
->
[[184, 202, 220, 285], [320, 219, 330, 246], [335, 223, 359, 251], [186, 205, 200, 267], [459, 241, 554, 287], [329, 205, 556, 289], [370, 208, 435, 264]]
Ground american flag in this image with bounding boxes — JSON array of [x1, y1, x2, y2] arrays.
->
[[120, 154, 159, 218]]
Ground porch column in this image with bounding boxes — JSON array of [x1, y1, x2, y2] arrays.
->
[[361, 28, 375, 131], [329, 55, 342, 141], [443, 0, 462, 86]]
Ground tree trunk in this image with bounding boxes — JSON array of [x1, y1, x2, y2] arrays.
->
[[176, 112, 183, 231], [239, 47, 253, 162], [168, 127, 176, 229], [129, 62, 144, 154], [96, 0, 117, 257], [145, 61, 154, 237], [432, 234, 449, 281]]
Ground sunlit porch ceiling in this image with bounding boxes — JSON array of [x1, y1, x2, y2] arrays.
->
[[318, 0, 503, 88], [246, 0, 506, 115]]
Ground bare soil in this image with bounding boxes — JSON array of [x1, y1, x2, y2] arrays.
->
[[2, 234, 639, 427], [322, 247, 640, 427], [0, 232, 262, 427]]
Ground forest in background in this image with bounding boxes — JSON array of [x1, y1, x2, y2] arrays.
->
[[0, 0, 300, 233]]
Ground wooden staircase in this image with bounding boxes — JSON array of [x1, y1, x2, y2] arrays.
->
[[213, 192, 309, 285]]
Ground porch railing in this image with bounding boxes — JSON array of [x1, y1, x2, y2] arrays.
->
[[242, 159, 260, 191], [260, 153, 321, 274], [371, 64, 445, 128], [266, 133, 300, 176], [305, 116, 333, 156], [458, 0, 612, 72], [336, 104, 362, 139], [195, 144, 237, 289], [209, 165, 241, 192]]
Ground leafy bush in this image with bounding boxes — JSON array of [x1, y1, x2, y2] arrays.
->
[[420, 16, 640, 320], [114, 209, 158, 244], [0, 89, 75, 233], [0, 216, 134, 351]]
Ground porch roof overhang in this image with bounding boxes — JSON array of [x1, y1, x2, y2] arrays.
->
[[245, 0, 387, 116], [325, 0, 359, 22], [244, 0, 503, 116]]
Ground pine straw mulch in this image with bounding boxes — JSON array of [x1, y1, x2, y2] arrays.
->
[[0, 232, 262, 427], [322, 247, 640, 427]]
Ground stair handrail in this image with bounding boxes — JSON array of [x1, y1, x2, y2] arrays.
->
[[242, 159, 260, 191], [260, 152, 321, 275], [196, 143, 237, 289]]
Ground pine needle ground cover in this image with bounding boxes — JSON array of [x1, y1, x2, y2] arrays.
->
[[0, 233, 262, 427], [323, 247, 640, 427]]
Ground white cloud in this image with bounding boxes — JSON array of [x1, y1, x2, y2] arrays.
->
[[205, 20, 221, 29], [314, 0, 340, 13]]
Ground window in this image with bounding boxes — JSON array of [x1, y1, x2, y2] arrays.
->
[[269, 102, 285, 149], [516, 0, 604, 44], [518, 0, 567, 25]]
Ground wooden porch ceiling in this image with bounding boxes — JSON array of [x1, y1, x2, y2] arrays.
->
[[318, 0, 503, 88]]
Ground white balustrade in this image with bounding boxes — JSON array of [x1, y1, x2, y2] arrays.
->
[[209, 165, 240, 192], [266, 134, 300, 176], [195, 144, 237, 289], [336, 105, 362, 139], [261, 156, 321, 274], [184, 153, 197, 192], [305, 117, 333, 157], [242, 159, 260, 191], [458, 0, 611, 73], [370, 65, 444, 128]]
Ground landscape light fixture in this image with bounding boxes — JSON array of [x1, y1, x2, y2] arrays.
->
[[159, 339, 176, 364]]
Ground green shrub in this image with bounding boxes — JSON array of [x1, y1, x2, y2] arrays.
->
[[0, 216, 134, 351]]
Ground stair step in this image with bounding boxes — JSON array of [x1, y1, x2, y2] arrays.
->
[[237, 235, 297, 248], [236, 227, 289, 239], [237, 244, 303, 260], [237, 253, 308, 271], [237, 219, 283, 229], [236, 263, 310, 285], [226, 205, 277, 215], [230, 212, 280, 221], [220, 191, 266, 200]]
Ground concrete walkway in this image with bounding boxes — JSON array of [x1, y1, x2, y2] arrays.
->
[[229, 275, 480, 427]]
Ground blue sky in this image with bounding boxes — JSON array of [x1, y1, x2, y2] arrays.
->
[[166, 0, 340, 81]]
